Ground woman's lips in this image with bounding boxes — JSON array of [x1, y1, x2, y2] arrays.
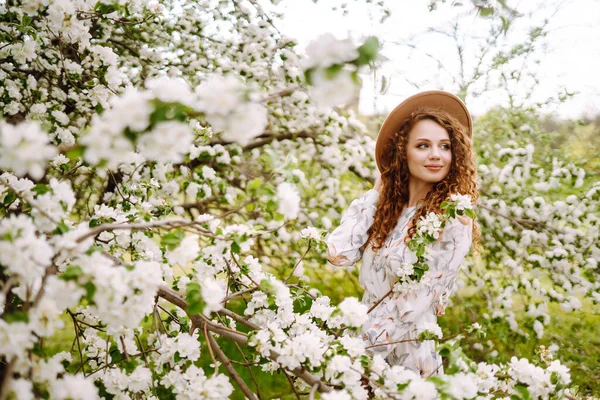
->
[[425, 165, 443, 171]]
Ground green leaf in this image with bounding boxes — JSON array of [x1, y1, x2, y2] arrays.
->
[[247, 178, 263, 194], [123, 127, 140, 143], [500, 16, 511, 33], [3, 192, 17, 206], [65, 146, 84, 161], [379, 75, 390, 95], [427, 376, 444, 385], [62, 265, 83, 281], [187, 300, 205, 315], [231, 241, 241, 254], [95, 3, 119, 13], [186, 282, 204, 315], [161, 229, 185, 250], [324, 64, 343, 79], [304, 67, 316, 85], [416, 246, 425, 257], [478, 6, 494, 17], [259, 279, 274, 294], [32, 184, 50, 195], [186, 282, 201, 294], [354, 37, 380, 66], [122, 358, 139, 373], [3, 311, 30, 323], [514, 384, 532, 400], [83, 282, 96, 303], [52, 220, 70, 235]]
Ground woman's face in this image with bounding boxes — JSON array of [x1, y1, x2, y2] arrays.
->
[[406, 119, 452, 185]]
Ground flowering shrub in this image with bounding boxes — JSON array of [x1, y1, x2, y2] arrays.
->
[[0, 0, 596, 399]]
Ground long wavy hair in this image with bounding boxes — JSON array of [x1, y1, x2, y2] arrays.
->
[[365, 109, 480, 252]]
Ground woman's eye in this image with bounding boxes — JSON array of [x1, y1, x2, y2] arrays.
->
[[417, 143, 428, 149], [441, 144, 451, 150]]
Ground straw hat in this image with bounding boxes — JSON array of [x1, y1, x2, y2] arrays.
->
[[375, 90, 472, 172]]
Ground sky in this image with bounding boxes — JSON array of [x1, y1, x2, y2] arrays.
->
[[273, 0, 600, 119]]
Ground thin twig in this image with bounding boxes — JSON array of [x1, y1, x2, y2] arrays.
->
[[119, 336, 131, 362], [67, 309, 86, 375], [222, 286, 259, 304], [0, 357, 17, 400], [284, 370, 301, 400], [367, 288, 394, 314], [203, 323, 217, 366], [308, 383, 319, 400], [207, 333, 259, 400], [75, 218, 217, 243], [284, 241, 312, 283]]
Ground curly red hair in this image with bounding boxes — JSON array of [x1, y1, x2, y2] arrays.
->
[[365, 109, 480, 252]]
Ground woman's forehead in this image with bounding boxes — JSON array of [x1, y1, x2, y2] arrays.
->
[[408, 119, 450, 141]]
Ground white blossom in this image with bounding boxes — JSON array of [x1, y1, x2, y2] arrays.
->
[[417, 322, 443, 339], [201, 277, 226, 315], [50, 374, 100, 400], [137, 121, 194, 163], [304, 34, 358, 68], [309, 68, 357, 110], [450, 193, 473, 210], [300, 226, 320, 239], [166, 235, 200, 267], [277, 182, 301, 220], [337, 297, 368, 327], [0, 121, 57, 179]]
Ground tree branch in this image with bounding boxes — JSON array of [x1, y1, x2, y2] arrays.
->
[[157, 285, 332, 393], [75, 218, 217, 243], [207, 333, 258, 400]]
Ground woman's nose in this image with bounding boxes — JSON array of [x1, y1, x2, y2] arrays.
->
[[429, 147, 441, 159]]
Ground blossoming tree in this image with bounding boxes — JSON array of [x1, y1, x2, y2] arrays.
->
[[0, 0, 595, 399]]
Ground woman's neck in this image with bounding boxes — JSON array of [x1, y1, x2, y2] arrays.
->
[[407, 177, 434, 208]]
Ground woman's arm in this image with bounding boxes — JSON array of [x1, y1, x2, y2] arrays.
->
[[326, 188, 379, 267]]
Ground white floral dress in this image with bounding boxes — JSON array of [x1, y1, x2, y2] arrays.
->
[[327, 189, 473, 377]]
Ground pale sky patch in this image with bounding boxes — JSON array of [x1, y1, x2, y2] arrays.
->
[[274, 0, 600, 119]]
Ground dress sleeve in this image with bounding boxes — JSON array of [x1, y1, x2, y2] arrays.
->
[[363, 216, 473, 358], [326, 189, 379, 267]]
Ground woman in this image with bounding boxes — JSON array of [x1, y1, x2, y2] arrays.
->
[[327, 90, 479, 377]]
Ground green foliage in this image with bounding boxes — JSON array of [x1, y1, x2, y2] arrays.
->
[[161, 229, 185, 250], [354, 37, 380, 66], [186, 282, 205, 315], [441, 295, 600, 396]]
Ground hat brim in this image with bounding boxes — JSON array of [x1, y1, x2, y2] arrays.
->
[[375, 90, 472, 172]]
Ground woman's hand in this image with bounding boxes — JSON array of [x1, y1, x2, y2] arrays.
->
[[374, 176, 383, 193]]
